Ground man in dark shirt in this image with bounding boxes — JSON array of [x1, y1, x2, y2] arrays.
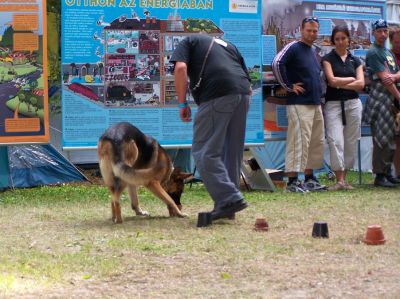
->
[[364, 19, 400, 187], [272, 17, 326, 193], [170, 34, 252, 220]]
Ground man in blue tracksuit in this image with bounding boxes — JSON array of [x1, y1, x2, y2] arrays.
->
[[272, 17, 326, 193]]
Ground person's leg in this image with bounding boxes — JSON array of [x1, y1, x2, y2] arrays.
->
[[285, 105, 314, 192], [384, 141, 399, 183], [306, 105, 325, 171], [372, 138, 384, 174], [373, 138, 396, 187], [342, 99, 362, 186], [192, 95, 246, 208], [324, 101, 346, 185], [285, 105, 313, 174], [304, 106, 326, 190], [284, 105, 300, 189], [394, 139, 400, 177], [222, 94, 250, 188]]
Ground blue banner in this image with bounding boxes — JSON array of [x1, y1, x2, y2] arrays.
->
[[61, 0, 263, 148]]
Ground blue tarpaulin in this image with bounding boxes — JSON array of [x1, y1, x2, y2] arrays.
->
[[3, 144, 86, 189]]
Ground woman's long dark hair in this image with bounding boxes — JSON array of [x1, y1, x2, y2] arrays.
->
[[330, 25, 350, 45]]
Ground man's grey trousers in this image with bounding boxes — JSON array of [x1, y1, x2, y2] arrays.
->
[[192, 94, 250, 208]]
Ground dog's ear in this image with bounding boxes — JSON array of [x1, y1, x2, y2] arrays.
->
[[171, 167, 181, 174], [171, 167, 194, 181], [179, 172, 194, 180]]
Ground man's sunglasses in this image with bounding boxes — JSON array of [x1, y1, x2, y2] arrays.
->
[[302, 17, 319, 24]]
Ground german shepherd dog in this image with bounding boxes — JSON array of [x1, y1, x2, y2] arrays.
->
[[98, 122, 191, 223]]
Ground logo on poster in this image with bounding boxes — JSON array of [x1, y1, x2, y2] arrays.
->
[[229, 0, 257, 14]]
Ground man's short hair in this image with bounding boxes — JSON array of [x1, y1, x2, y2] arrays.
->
[[301, 17, 319, 28], [389, 26, 400, 41]]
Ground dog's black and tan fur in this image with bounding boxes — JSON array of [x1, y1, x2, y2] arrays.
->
[[98, 122, 190, 223]]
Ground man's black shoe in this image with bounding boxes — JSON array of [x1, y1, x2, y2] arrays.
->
[[386, 175, 400, 184], [211, 199, 248, 221], [227, 213, 235, 220], [374, 176, 396, 188]]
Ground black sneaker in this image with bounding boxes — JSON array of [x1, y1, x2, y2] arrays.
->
[[374, 176, 396, 188], [386, 175, 400, 184], [211, 199, 248, 221], [286, 179, 308, 193], [303, 178, 327, 192]]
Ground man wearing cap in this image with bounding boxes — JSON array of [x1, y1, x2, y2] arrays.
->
[[364, 19, 400, 187], [272, 17, 326, 193]]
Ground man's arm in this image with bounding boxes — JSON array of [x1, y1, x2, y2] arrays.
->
[[237, 51, 251, 82], [377, 71, 400, 102], [272, 42, 295, 92], [174, 61, 192, 122]]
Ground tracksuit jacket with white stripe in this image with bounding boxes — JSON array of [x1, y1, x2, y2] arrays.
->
[[272, 41, 322, 105]]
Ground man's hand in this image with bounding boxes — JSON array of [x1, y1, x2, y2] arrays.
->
[[292, 82, 305, 95], [179, 105, 192, 122], [382, 62, 397, 86], [381, 72, 396, 86]]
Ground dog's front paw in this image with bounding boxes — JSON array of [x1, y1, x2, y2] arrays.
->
[[112, 217, 123, 224], [135, 210, 150, 217], [168, 206, 187, 217]]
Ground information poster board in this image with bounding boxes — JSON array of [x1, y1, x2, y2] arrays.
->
[[0, 0, 49, 144], [261, 0, 386, 139], [61, 0, 264, 149]]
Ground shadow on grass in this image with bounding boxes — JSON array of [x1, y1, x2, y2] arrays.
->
[[75, 214, 191, 231]]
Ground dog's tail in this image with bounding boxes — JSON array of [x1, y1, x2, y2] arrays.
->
[[98, 137, 142, 182], [112, 139, 161, 184], [120, 139, 139, 167]]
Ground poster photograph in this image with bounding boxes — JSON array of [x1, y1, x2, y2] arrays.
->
[[0, 0, 49, 144], [261, 0, 386, 139]]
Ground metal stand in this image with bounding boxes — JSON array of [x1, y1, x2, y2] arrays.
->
[[240, 148, 276, 192]]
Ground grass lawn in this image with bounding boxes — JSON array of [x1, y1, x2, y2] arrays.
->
[[0, 172, 399, 298]]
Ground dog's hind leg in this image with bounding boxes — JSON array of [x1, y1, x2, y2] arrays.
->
[[127, 185, 149, 216], [146, 181, 187, 217], [110, 190, 123, 224], [99, 141, 125, 223], [109, 180, 126, 224]]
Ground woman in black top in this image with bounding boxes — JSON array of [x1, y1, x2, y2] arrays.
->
[[321, 25, 365, 190]]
